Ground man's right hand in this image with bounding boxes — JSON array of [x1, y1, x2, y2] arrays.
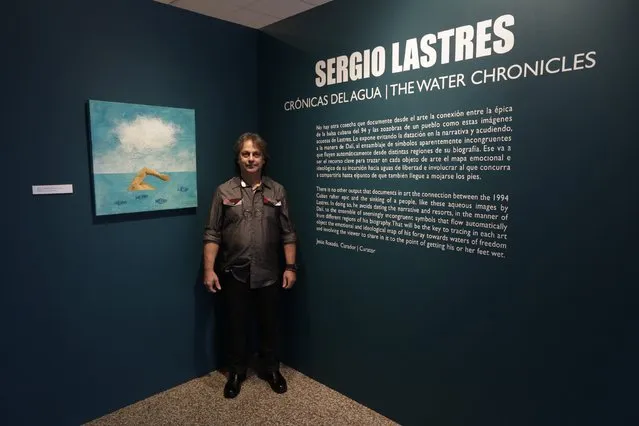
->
[[204, 269, 221, 293]]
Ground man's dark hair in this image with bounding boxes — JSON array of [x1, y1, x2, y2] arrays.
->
[[234, 132, 269, 175]]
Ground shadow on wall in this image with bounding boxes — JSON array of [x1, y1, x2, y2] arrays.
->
[[279, 246, 312, 369], [193, 261, 226, 376]]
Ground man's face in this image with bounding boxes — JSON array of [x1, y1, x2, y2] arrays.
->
[[238, 140, 264, 175]]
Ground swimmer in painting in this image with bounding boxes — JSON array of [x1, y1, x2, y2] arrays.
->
[[128, 167, 170, 191]]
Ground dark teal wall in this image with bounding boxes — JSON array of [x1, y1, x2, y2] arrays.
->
[[2, 0, 257, 424], [259, 0, 638, 425]]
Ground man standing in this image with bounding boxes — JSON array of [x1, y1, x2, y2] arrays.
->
[[203, 132, 297, 399]]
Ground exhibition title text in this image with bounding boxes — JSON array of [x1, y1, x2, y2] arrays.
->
[[315, 14, 515, 88]]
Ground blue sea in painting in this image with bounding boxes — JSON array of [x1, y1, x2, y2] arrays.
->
[[94, 172, 197, 216]]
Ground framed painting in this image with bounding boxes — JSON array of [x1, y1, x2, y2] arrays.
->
[[87, 100, 197, 216]]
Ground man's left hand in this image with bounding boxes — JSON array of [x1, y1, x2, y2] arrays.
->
[[282, 270, 297, 289]]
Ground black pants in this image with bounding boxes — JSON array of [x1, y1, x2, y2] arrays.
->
[[224, 273, 280, 374]]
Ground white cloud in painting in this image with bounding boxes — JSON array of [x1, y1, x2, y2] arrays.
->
[[92, 115, 196, 174], [115, 116, 180, 152]]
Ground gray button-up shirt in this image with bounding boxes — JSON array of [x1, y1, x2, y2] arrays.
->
[[203, 176, 297, 289]]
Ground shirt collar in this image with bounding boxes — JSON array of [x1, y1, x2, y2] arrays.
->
[[232, 175, 272, 189]]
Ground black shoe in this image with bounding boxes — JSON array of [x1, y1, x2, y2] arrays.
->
[[258, 370, 287, 394], [224, 372, 246, 399]]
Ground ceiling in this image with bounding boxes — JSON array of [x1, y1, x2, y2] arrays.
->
[[154, 0, 333, 29]]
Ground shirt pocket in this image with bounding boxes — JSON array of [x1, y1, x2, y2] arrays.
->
[[262, 196, 281, 224], [223, 198, 244, 224]]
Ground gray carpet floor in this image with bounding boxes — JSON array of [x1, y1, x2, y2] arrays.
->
[[86, 365, 398, 425]]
